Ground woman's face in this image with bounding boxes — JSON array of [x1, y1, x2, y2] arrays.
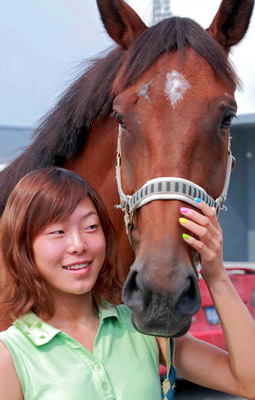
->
[[32, 196, 106, 299]]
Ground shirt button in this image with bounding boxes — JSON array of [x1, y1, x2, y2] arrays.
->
[[102, 382, 108, 390], [94, 364, 101, 371]]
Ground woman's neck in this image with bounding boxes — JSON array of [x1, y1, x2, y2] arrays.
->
[[41, 292, 100, 352], [43, 291, 99, 330]]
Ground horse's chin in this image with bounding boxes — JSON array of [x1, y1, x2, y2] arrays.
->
[[131, 313, 192, 338]]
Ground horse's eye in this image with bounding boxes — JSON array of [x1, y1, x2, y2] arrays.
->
[[220, 113, 236, 130], [115, 112, 126, 129]]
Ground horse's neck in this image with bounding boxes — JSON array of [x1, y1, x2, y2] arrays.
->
[[65, 118, 116, 194], [64, 118, 134, 281]]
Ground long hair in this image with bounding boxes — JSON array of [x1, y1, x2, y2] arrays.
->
[[0, 168, 121, 321]]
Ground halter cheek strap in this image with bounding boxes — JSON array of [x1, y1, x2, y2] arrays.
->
[[115, 126, 233, 246]]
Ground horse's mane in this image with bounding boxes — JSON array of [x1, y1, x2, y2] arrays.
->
[[0, 16, 239, 214]]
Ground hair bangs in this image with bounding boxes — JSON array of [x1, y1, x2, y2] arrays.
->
[[26, 172, 89, 238]]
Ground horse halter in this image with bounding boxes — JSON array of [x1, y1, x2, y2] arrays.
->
[[115, 125, 233, 247]]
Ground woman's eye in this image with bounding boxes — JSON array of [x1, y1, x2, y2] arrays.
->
[[49, 230, 65, 235], [114, 112, 126, 129], [88, 224, 97, 230], [220, 113, 236, 130], [86, 224, 97, 231]]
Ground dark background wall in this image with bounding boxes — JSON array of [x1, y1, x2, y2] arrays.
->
[[220, 117, 255, 262], [0, 126, 32, 165]]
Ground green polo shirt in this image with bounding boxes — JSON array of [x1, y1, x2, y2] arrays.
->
[[0, 303, 162, 399]]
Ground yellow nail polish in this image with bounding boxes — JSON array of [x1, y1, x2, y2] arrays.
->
[[179, 217, 187, 224]]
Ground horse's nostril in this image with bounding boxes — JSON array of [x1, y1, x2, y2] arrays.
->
[[122, 269, 149, 312], [175, 274, 200, 315], [126, 270, 140, 292]]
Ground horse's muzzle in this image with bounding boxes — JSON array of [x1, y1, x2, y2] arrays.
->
[[122, 264, 201, 337]]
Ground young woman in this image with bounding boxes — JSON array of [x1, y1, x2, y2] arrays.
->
[[0, 167, 255, 400]]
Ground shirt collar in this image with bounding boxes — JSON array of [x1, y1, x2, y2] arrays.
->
[[14, 312, 60, 346], [13, 302, 121, 347], [98, 299, 121, 323]]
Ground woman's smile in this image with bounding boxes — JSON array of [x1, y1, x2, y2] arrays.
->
[[63, 261, 91, 270], [62, 261, 92, 275]]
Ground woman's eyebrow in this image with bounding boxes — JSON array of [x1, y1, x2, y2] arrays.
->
[[81, 211, 98, 220]]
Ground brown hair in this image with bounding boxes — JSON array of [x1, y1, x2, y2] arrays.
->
[[0, 168, 121, 321]]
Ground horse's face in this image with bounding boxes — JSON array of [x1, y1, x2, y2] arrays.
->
[[113, 50, 236, 336], [113, 49, 236, 202], [97, 0, 254, 337]]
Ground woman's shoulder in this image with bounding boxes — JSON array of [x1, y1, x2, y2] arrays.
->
[[0, 324, 19, 341], [0, 338, 23, 400], [0, 338, 12, 359], [0, 338, 16, 371]]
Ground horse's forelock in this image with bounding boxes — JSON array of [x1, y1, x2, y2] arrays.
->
[[115, 16, 240, 93]]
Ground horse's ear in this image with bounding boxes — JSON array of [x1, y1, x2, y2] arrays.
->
[[207, 0, 254, 51], [96, 0, 147, 48]]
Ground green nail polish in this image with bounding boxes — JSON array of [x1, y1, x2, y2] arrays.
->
[[182, 233, 190, 240]]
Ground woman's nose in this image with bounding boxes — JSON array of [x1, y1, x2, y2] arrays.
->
[[68, 233, 87, 254]]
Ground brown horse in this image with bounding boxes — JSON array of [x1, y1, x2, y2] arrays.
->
[[0, 0, 253, 337]]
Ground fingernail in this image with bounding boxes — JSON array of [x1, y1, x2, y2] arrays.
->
[[182, 233, 190, 240], [179, 217, 187, 224], [194, 197, 202, 203], [180, 207, 189, 213]]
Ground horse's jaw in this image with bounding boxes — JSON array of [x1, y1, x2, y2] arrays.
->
[[130, 313, 193, 338]]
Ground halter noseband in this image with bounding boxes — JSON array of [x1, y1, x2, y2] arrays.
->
[[115, 126, 233, 247]]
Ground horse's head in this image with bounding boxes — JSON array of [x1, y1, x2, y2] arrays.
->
[[113, 52, 236, 337], [97, 0, 253, 337]]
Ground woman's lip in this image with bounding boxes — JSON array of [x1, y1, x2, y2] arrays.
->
[[63, 260, 91, 268], [62, 263, 92, 274]]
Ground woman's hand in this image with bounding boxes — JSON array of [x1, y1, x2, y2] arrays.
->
[[179, 198, 225, 282]]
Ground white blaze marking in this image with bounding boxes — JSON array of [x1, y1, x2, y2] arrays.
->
[[165, 70, 191, 107]]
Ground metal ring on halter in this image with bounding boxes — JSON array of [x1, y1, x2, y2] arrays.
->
[[115, 125, 233, 250]]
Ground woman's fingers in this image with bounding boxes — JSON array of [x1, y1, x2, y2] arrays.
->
[[190, 198, 220, 230], [179, 199, 223, 266], [179, 216, 214, 246], [179, 203, 221, 243], [180, 200, 219, 229]]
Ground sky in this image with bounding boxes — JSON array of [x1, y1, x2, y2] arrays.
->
[[0, 0, 254, 128]]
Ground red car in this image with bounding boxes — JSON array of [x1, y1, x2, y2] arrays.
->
[[190, 264, 255, 350]]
